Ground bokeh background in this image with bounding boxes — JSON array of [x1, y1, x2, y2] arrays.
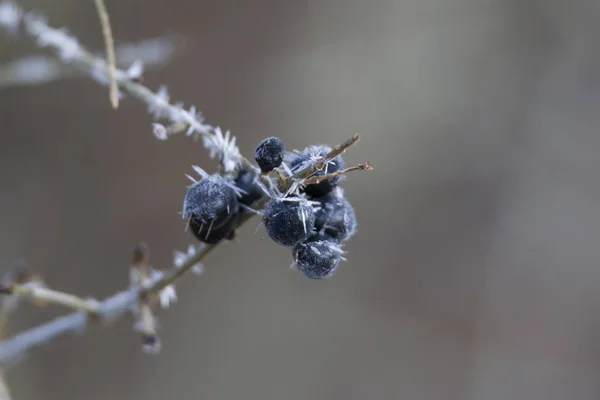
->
[[2, 0, 600, 399]]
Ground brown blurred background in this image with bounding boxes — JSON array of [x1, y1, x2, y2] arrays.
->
[[2, 0, 600, 399]]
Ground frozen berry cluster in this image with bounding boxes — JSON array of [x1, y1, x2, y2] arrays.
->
[[182, 136, 357, 280]]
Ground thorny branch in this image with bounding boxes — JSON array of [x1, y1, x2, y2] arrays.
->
[[280, 134, 362, 193], [0, 0, 215, 142], [0, 240, 213, 365], [291, 134, 361, 181], [0, 0, 372, 372]]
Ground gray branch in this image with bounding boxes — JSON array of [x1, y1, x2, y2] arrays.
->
[[0, 241, 211, 366]]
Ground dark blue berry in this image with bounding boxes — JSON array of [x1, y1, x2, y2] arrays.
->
[[234, 169, 264, 206], [183, 175, 238, 230], [284, 151, 303, 170], [263, 198, 315, 247], [255, 137, 285, 173], [289, 145, 344, 197], [314, 194, 356, 242], [293, 240, 342, 279], [189, 210, 238, 244]]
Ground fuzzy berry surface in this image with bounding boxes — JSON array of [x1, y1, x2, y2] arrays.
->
[[183, 176, 239, 229], [293, 240, 342, 279], [314, 194, 357, 242], [263, 198, 315, 247]]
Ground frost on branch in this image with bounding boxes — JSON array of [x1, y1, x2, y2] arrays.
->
[[202, 127, 242, 173], [0, 38, 176, 88], [0, 0, 373, 373], [0, 0, 242, 175], [174, 245, 205, 275]]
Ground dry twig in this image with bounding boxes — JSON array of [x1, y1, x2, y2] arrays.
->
[[93, 0, 119, 108]]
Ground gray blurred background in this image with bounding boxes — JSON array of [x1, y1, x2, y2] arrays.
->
[[1, 0, 600, 399]]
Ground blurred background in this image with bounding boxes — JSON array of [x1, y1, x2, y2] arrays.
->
[[1, 0, 600, 398]]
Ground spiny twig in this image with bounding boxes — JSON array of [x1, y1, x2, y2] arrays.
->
[[0, 0, 214, 140], [0, 0, 372, 371], [281, 134, 363, 193], [291, 134, 361, 180], [0, 242, 207, 365]]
